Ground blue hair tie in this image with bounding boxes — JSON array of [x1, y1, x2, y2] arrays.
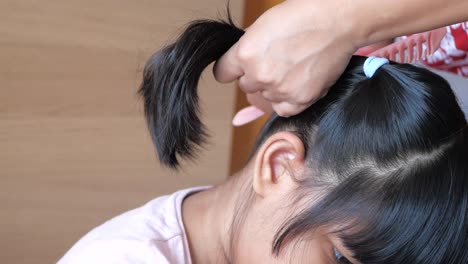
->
[[363, 56, 389, 78]]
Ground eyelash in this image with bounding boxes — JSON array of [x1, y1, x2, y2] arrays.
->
[[333, 247, 351, 264]]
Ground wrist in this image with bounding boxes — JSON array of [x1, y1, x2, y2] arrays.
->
[[341, 0, 468, 49], [287, 0, 365, 53], [332, 0, 370, 52]]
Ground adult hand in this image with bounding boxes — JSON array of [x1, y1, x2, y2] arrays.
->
[[229, 38, 393, 126], [355, 40, 393, 56], [215, 0, 468, 125], [214, 0, 358, 123]]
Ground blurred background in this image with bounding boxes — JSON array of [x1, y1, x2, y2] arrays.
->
[[4, 1, 465, 263], [0, 0, 249, 263], [1, 0, 289, 262]]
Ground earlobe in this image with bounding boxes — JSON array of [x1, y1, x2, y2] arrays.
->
[[253, 132, 305, 198]]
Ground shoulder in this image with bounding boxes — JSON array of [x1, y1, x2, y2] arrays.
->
[[58, 186, 210, 264], [58, 239, 177, 264]]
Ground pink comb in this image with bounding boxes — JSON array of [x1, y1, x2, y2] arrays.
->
[[369, 28, 447, 63]]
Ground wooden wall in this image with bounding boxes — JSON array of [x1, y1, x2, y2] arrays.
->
[[229, 0, 283, 173], [0, 1, 242, 263]]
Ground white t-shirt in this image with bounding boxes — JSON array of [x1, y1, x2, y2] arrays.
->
[[58, 186, 209, 264]]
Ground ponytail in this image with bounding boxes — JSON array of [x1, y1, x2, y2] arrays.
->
[[139, 16, 244, 168]]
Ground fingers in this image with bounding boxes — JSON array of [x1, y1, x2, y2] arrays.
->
[[272, 101, 310, 118], [231, 100, 310, 127], [213, 42, 244, 83], [231, 85, 323, 126], [239, 75, 266, 94], [215, 43, 272, 94], [246, 93, 273, 114]]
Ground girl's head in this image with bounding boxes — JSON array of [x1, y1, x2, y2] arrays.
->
[[139, 17, 468, 263]]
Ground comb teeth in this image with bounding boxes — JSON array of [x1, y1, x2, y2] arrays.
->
[[370, 28, 446, 64]]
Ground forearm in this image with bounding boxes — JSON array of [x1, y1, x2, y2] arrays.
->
[[347, 0, 468, 46]]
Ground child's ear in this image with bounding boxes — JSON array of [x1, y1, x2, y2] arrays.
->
[[252, 132, 305, 198]]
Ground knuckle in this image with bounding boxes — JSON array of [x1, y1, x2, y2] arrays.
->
[[295, 95, 313, 105], [238, 77, 258, 93], [274, 100, 307, 117], [255, 68, 276, 85], [237, 42, 278, 86], [236, 42, 256, 62], [276, 85, 290, 96], [274, 106, 293, 117], [291, 86, 323, 105]]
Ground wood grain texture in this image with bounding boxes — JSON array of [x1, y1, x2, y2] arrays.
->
[[229, 0, 282, 174], [0, 1, 243, 263]]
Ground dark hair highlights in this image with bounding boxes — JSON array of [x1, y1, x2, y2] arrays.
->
[[140, 15, 468, 263], [265, 59, 468, 263], [139, 15, 243, 168]]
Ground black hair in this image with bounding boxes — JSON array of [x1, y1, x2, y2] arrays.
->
[[139, 14, 243, 168], [265, 59, 468, 263], [139, 16, 468, 263]]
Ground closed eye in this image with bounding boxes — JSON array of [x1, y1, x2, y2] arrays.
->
[[333, 247, 352, 264]]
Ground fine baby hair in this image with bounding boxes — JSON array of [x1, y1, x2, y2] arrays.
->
[[139, 15, 468, 264]]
